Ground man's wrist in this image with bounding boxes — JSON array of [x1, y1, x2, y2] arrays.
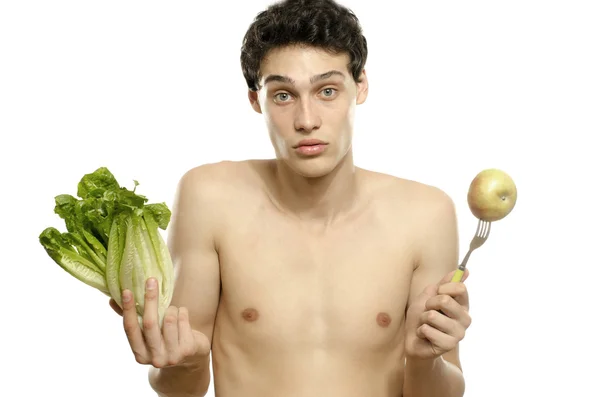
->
[[405, 355, 443, 372], [404, 355, 465, 397], [179, 352, 211, 372], [404, 354, 457, 380]]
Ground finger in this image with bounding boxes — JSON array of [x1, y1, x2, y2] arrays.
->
[[162, 306, 180, 363], [122, 289, 148, 360], [177, 307, 194, 351], [426, 294, 471, 327], [437, 281, 469, 309], [417, 324, 458, 352], [109, 298, 123, 316], [193, 331, 211, 359], [420, 310, 466, 340], [142, 278, 164, 358]]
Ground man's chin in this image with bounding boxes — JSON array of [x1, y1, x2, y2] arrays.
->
[[281, 156, 338, 179]]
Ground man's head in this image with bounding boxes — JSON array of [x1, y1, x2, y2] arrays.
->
[[240, 0, 369, 178]]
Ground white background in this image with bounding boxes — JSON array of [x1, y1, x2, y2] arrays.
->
[[1, 1, 599, 396]]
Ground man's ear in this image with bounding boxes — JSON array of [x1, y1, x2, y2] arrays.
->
[[356, 69, 369, 105], [248, 90, 262, 114]]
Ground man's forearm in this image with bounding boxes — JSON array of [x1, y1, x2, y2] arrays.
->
[[403, 356, 465, 397], [148, 355, 211, 397]]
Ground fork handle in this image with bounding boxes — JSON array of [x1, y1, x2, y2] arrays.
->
[[451, 268, 465, 282]]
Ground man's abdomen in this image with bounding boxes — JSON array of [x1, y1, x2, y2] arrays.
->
[[211, 330, 406, 397]]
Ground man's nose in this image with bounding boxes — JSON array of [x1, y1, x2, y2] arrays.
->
[[294, 99, 322, 133]]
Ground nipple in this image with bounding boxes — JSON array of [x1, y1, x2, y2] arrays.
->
[[376, 312, 392, 328], [241, 308, 260, 322]]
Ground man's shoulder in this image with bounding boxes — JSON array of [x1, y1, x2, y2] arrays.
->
[[179, 159, 266, 189], [175, 159, 270, 209], [361, 169, 458, 268], [360, 168, 455, 213], [181, 159, 254, 180]]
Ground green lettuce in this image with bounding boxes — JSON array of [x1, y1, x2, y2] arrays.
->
[[39, 167, 174, 325]]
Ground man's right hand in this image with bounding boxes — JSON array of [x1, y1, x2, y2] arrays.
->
[[109, 277, 211, 369]]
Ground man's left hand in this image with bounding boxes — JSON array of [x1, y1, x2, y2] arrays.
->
[[405, 269, 472, 360]]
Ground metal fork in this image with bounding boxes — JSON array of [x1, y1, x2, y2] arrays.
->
[[451, 219, 491, 282]]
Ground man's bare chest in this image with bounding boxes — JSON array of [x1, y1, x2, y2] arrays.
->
[[214, 209, 417, 351]]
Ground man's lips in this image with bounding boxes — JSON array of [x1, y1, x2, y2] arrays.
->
[[293, 139, 328, 148]]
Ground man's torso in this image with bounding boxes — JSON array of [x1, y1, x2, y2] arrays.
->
[[197, 160, 436, 397]]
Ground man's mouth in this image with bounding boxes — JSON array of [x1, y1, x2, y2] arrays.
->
[[293, 139, 328, 148]]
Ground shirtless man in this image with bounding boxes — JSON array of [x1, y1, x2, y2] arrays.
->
[[109, 0, 472, 396]]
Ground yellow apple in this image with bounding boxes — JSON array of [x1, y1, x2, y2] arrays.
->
[[467, 168, 517, 222]]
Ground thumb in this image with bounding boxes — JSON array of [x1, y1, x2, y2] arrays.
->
[[439, 267, 470, 285]]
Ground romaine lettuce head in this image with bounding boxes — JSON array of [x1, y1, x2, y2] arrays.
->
[[39, 167, 174, 325]]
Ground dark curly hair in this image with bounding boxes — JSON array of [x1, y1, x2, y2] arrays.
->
[[240, 0, 368, 92]]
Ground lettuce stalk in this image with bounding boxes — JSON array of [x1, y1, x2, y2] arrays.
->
[[39, 167, 174, 325]]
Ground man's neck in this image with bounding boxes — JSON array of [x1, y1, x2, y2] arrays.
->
[[267, 151, 360, 226]]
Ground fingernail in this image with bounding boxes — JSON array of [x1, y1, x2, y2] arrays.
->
[[147, 278, 156, 290], [122, 291, 131, 302]]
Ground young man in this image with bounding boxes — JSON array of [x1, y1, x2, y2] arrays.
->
[[110, 0, 472, 395]]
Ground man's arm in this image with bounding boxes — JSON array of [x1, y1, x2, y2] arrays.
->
[[403, 187, 467, 397], [148, 165, 223, 397]]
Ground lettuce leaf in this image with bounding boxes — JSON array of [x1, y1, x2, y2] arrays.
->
[[39, 227, 109, 294]]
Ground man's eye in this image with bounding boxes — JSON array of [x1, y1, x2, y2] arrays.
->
[[275, 93, 291, 102], [322, 88, 337, 97]]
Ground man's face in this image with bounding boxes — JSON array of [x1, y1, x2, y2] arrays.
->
[[249, 45, 368, 178]]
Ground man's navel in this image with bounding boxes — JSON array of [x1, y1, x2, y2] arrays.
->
[[376, 312, 392, 328], [241, 308, 260, 322]]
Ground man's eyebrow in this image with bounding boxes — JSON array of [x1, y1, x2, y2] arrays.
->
[[262, 70, 346, 86], [310, 70, 345, 83], [263, 74, 295, 86]]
